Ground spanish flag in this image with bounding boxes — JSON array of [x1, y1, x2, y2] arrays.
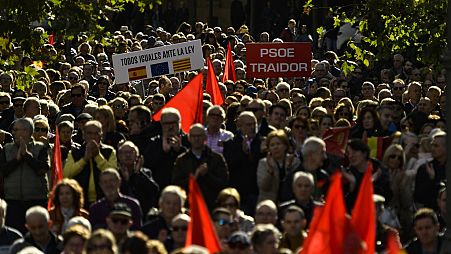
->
[[366, 136, 393, 160], [128, 66, 147, 81], [173, 58, 191, 72]]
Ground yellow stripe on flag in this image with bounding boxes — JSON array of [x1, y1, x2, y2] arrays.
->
[[367, 137, 378, 158], [128, 66, 147, 81], [173, 58, 191, 72]]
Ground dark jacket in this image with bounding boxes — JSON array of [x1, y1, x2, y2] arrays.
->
[[405, 235, 443, 254], [0, 226, 22, 246], [9, 231, 63, 254], [0, 140, 50, 201], [120, 167, 160, 215], [414, 159, 446, 210], [143, 134, 188, 190], [172, 147, 229, 210]]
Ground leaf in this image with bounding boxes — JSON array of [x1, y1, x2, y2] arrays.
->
[[363, 59, 370, 67]]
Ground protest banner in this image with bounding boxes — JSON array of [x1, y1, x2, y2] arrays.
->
[[112, 40, 203, 83], [246, 42, 312, 78]]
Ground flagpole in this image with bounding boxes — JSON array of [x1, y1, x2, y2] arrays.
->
[[440, 0, 451, 253]]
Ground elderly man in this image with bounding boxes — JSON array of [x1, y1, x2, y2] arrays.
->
[[89, 169, 142, 230], [142, 185, 186, 242], [127, 105, 161, 153], [172, 124, 229, 210], [9, 206, 63, 254], [223, 112, 265, 215], [64, 120, 117, 207], [254, 200, 278, 226], [59, 84, 89, 118], [117, 141, 159, 215], [205, 106, 234, 154], [105, 203, 134, 249], [414, 131, 447, 210], [143, 107, 188, 190], [246, 99, 275, 137], [0, 118, 50, 233]]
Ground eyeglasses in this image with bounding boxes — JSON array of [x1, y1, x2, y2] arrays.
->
[[35, 127, 48, 133], [172, 225, 188, 232], [71, 93, 83, 98], [113, 104, 126, 109], [293, 124, 306, 130], [389, 154, 403, 161], [111, 217, 129, 225], [216, 219, 234, 226]]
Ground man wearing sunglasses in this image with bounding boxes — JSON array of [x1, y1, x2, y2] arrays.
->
[[106, 203, 134, 249], [59, 84, 88, 118]]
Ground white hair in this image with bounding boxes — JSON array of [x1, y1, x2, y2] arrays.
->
[[25, 206, 49, 222], [161, 107, 181, 121], [302, 136, 326, 157], [293, 171, 315, 187]]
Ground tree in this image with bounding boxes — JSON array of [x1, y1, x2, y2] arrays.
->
[[314, 0, 447, 69]]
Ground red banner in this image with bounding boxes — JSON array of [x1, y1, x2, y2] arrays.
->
[[246, 42, 312, 78]]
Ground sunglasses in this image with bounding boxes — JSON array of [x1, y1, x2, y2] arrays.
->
[[111, 217, 129, 225], [35, 127, 48, 133], [389, 154, 402, 161], [172, 226, 188, 232], [71, 93, 83, 98]]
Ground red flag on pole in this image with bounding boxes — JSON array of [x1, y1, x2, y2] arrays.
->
[[387, 230, 405, 254], [49, 33, 54, 45], [323, 127, 350, 157], [152, 73, 204, 133], [222, 42, 236, 83], [301, 172, 348, 254], [351, 161, 376, 254], [206, 58, 224, 105], [48, 127, 63, 210], [185, 175, 222, 253]]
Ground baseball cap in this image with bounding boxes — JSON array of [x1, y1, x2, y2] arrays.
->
[[110, 203, 132, 218], [227, 231, 251, 246]]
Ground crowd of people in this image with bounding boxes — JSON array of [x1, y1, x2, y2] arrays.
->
[[0, 17, 447, 254]]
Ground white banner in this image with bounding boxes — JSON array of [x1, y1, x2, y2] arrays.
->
[[112, 40, 204, 83]]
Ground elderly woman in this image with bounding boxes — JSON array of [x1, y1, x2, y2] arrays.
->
[[257, 130, 301, 203], [49, 179, 89, 235]]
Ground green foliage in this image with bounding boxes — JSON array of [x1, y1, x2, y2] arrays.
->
[[315, 0, 447, 73], [0, 0, 162, 68], [15, 66, 39, 91]]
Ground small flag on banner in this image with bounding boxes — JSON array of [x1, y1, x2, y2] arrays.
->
[[150, 62, 170, 77], [128, 66, 147, 81], [173, 58, 191, 72]]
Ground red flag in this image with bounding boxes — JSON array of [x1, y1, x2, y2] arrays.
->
[[48, 127, 63, 210], [351, 161, 376, 254], [206, 58, 224, 105], [301, 172, 348, 254], [49, 33, 54, 45], [323, 127, 350, 157], [387, 231, 405, 254], [185, 175, 222, 253], [222, 42, 236, 83], [152, 73, 203, 133]]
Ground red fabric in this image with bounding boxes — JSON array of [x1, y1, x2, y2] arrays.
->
[[351, 161, 376, 254], [301, 172, 348, 254], [48, 127, 63, 210], [152, 73, 204, 133], [222, 42, 236, 83], [206, 58, 224, 105], [323, 127, 350, 157], [387, 231, 405, 254], [49, 34, 54, 45], [185, 175, 222, 253]]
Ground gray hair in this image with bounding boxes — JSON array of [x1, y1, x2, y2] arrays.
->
[[292, 171, 314, 187], [14, 117, 34, 134], [25, 206, 50, 222], [160, 185, 187, 207], [161, 107, 181, 121], [302, 136, 326, 157], [206, 105, 226, 119], [118, 141, 140, 156]]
